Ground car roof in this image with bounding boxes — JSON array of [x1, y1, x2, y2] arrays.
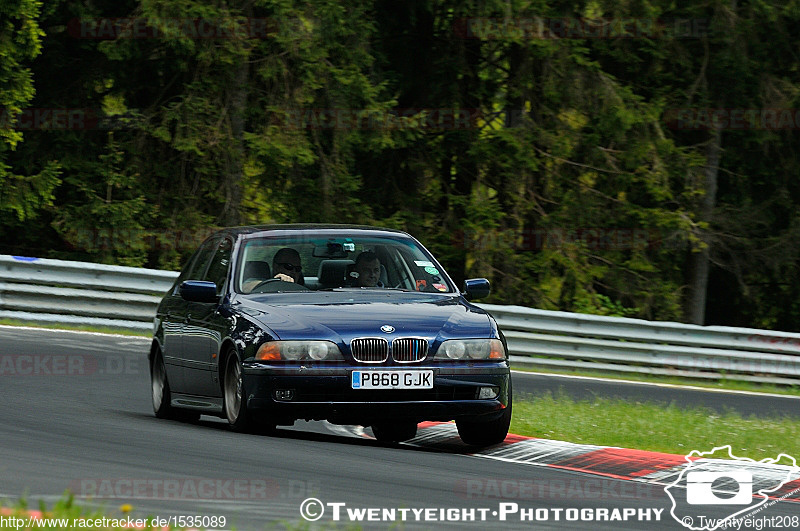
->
[[211, 223, 412, 239]]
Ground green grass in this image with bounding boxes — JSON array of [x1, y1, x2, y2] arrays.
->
[[512, 364, 800, 397], [0, 318, 150, 337], [511, 392, 800, 461], [0, 494, 187, 530], [1, 495, 339, 530]]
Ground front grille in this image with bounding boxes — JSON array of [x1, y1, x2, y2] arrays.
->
[[351, 338, 388, 363], [392, 338, 429, 363]]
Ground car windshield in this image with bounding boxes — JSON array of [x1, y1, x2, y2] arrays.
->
[[235, 232, 454, 295]]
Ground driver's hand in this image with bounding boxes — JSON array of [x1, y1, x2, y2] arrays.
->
[[273, 273, 294, 283]]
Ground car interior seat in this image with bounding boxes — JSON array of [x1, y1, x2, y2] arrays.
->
[[242, 260, 271, 282], [318, 259, 354, 288]]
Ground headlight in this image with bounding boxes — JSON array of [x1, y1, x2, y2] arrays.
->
[[435, 339, 506, 360], [256, 341, 344, 361]]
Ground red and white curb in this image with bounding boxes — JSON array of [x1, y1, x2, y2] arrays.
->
[[356, 422, 800, 503]]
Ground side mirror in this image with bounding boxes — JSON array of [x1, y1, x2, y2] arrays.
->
[[179, 280, 219, 303], [463, 278, 490, 301]]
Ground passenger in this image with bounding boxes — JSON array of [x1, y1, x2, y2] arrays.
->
[[272, 248, 303, 283], [353, 251, 383, 288]]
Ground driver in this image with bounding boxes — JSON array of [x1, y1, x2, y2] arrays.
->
[[272, 247, 303, 283]]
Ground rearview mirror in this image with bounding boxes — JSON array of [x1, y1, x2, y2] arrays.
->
[[312, 240, 351, 258]]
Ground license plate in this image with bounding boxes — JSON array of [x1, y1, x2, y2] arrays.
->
[[351, 370, 433, 389]]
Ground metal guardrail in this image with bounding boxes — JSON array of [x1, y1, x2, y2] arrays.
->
[[2, 254, 800, 384], [0, 255, 177, 332], [481, 304, 800, 385]]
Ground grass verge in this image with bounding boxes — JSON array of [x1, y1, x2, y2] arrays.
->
[[512, 364, 800, 397], [0, 493, 187, 530], [0, 318, 150, 337], [510, 392, 800, 461]]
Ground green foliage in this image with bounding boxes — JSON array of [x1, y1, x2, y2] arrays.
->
[[52, 134, 153, 266], [2, 0, 800, 330], [0, 0, 61, 221], [0, 0, 44, 148]]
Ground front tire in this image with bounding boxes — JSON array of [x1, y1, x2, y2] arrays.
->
[[456, 395, 512, 447], [371, 421, 418, 443], [223, 351, 273, 433], [223, 352, 251, 431]]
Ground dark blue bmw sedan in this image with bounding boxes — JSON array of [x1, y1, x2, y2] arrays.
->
[[150, 225, 511, 446]]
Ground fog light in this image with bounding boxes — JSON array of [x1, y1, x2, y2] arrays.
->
[[274, 389, 295, 401], [478, 386, 499, 399]]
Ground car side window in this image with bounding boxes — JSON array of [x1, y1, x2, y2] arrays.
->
[[185, 237, 220, 280], [203, 238, 233, 295]]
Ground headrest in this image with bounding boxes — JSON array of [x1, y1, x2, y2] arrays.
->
[[318, 259, 354, 288], [243, 260, 271, 280]]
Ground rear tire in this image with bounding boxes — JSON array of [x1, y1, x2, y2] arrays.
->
[[151, 350, 200, 422], [456, 399, 512, 447], [151, 350, 173, 419], [371, 421, 418, 443]]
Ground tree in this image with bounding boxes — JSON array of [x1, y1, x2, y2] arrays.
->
[[0, 0, 60, 222]]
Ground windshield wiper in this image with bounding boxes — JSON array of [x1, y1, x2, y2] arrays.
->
[[315, 287, 414, 292]]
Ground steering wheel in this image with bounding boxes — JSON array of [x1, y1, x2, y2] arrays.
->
[[249, 278, 285, 292], [249, 278, 311, 294]]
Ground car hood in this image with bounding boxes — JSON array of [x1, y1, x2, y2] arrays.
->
[[235, 292, 494, 342]]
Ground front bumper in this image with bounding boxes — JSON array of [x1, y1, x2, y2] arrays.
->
[[242, 362, 511, 425]]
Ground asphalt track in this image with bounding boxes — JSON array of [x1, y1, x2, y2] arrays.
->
[[1, 326, 798, 530], [511, 371, 800, 419]]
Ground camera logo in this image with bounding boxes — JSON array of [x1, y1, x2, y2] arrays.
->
[[686, 471, 752, 505], [665, 445, 800, 531]]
